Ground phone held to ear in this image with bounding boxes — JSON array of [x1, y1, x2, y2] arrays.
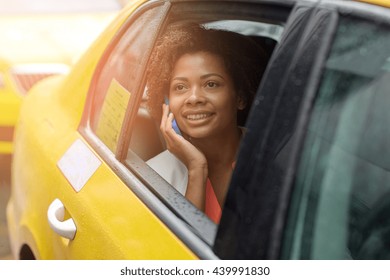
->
[[172, 118, 181, 135]]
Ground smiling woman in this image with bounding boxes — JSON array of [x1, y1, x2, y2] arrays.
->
[[145, 23, 268, 223]]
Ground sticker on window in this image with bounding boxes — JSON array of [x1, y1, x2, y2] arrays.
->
[[57, 139, 102, 192], [95, 78, 131, 152]]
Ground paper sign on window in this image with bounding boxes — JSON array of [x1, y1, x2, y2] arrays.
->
[[96, 79, 131, 152]]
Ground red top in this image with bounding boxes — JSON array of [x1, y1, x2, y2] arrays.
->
[[204, 161, 236, 224], [205, 178, 222, 224]]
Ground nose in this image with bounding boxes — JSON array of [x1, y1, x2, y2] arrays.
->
[[185, 86, 206, 105]]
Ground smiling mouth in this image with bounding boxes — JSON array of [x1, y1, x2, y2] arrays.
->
[[185, 113, 212, 120]]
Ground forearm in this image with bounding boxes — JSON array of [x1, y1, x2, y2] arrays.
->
[[185, 165, 208, 211]]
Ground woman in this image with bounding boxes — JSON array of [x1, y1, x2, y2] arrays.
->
[[146, 23, 268, 223]]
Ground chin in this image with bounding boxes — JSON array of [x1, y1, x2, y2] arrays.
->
[[182, 128, 212, 140]]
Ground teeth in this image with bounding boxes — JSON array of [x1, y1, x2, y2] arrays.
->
[[186, 114, 211, 120]]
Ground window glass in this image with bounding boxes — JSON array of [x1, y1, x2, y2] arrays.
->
[[90, 6, 165, 153], [282, 17, 390, 259]]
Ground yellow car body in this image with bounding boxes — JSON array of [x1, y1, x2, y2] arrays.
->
[[7, 0, 390, 260], [359, 0, 390, 7]]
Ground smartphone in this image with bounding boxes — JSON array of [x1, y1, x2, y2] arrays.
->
[[165, 98, 181, 135], [172, 118, 182, 135]]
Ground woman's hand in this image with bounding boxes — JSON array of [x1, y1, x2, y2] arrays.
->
[[160, 104, 207, 210], [160, 104, 207, 169]]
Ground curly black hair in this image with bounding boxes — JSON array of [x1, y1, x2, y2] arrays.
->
[[147, 22, 269, 126]]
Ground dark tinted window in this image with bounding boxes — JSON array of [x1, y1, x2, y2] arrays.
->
[[283, 16, 390, 259]]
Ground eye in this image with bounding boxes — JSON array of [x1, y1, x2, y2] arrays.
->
[[172, 83, 187, 92], [176, 84, 185, 91], [205, 81, 219, 88]]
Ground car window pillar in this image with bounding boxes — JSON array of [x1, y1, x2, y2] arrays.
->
[[214, 3, 338, 259]]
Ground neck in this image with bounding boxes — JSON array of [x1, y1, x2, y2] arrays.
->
[[189, 126, 242, 167]]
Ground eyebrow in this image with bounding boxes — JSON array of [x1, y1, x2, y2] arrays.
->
[[171, 73, 226, 82], [171, 77, 188, 83], [201, 73, 225, 80]]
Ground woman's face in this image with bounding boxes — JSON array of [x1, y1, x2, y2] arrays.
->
[[168, 51, 241, 140]]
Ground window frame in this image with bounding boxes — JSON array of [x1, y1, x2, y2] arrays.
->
[[80, 0, 170, 157]]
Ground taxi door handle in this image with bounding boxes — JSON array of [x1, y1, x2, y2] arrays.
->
[[47, 198, 77, 240]]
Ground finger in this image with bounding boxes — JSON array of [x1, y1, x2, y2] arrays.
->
[[166, 114, 188, 151], [162, 104, 170, 124], [166, 112, 174, 130], [164, 112, 176, 139], [161, 105, 179, 149], [160, 104, 169, 130]]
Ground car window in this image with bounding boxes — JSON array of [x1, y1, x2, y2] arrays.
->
[[282, 16, 390, 259], [127, 13, 284, 173], [89, 4, 167, 153], [122, 1, 287, 247], [129, 19, 282, 162]]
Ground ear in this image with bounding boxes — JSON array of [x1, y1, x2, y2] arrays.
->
[[237, 96, 246, 110]]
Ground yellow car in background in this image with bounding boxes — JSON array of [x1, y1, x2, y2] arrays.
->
[[0, 0, 120, 157], [7, 0, 390, 260]]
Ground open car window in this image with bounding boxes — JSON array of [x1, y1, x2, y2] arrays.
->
[[123, 1, 288, 246], [128, 19, 283, 161]]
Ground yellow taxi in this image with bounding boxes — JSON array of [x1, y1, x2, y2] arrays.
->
[[0, 0, 120, 156], [7, 0, 390, 259]]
